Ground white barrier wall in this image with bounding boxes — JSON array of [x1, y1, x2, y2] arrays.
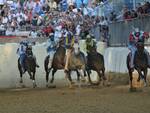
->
[[104, 47, 129, 73], [104, 46, 150, 74]]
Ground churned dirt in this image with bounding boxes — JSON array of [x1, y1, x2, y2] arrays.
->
[[0, 73, 150, 113]]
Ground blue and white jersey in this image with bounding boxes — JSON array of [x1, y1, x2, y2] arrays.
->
[[46, 39, 57, 53], [17, 44, 27, 56]]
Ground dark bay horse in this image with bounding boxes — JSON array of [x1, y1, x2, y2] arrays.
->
[[44, 40, 86, 88], [86, 47, 106, 85], [127, 42, 149, 89], [18, 46, 37, 88]]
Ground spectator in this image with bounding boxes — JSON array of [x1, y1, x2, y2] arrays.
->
[[109, 11, 117, 22], [33, 2, 42, 14], [130, 10, 138, 19], [123, 6, 132, 20], [136, 3, 144, 16]]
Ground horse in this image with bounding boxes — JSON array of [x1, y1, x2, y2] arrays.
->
[[44, 39, 86, 88], [127, 42, 149, 89], [86, 47, 106, 86], [18, 45, 37, 88]]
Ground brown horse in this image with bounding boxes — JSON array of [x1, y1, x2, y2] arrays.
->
[[18, 46, 37, 88], [127, 42, 149, 89], [86, 47, 106, 86], [44, 40, 86, 88]]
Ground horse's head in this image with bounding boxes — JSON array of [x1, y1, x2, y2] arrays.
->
[[73, 43, 80, 55], [136, 41, 144, 53], [26, 45, 33, 57]]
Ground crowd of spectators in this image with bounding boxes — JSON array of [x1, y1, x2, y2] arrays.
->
[[0, 0, 109, 43], [109, 1, 150, 22]]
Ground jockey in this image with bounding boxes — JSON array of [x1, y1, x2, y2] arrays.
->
[[46, 33, 57, 68], [64, 30, 75, 73], [17, 40, 29, 73], [128, 27, 150, 70], [85, 34, 97, 54]]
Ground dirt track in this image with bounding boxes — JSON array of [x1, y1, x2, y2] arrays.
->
[[0, 79, 150, 113]]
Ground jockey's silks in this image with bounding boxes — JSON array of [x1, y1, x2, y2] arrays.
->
[[65, 36, 74, 47], [129, 31, 149, 43]]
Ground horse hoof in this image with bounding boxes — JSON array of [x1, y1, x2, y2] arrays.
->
[[106, 82, 111, 87], [69, 85, 75, 89], [144, 83, 147, 87], [103, 76, 107, 81], [21, 85, 26, 88], [20, 81, 23, 83], [48, 85, 56, 88], [137, 79, 140, 82], [81, 79, 86, 83], [33, 84, 37, 88], [71, 81, 75, 85]]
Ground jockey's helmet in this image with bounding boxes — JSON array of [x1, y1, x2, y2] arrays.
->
[[134, 27, 140, 33], [49, 33, 54, 37], [86, 35, 92, 39], [86, 35, 92, 42], [27, 43, 32, 49]]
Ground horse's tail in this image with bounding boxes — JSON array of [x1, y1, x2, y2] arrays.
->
[[44, 55, 49, 72]]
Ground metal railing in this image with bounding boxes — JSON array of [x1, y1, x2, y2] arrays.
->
[[108, 15, 150, 47]]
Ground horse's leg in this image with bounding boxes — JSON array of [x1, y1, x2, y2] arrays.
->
[[101, 69, 107, 86], [78, 69, 86, 82], [18, 59, 22, 83], [32, 71, 37, 88], [27, 71, 36, 88], [87, 70, 92, 84], [102, 68, 106, 81], [46, 71, 50, 87], [28, 71, 33, 80], [65, 71, 74, 88], [143, 69, 148, 87], [68, 71, 73, 83], [97, 71, 102, 86], [50, 69, 57, 84], [129, 70, 133, 89], [45, 55, 51, 87], [19, 69, 23, 83], [76, 70, 80, 82], [137, 69, 142, 82]]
